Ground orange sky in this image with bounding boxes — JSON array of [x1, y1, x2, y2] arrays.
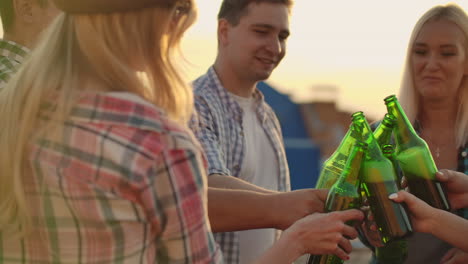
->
[[181, 0, 468, 119]]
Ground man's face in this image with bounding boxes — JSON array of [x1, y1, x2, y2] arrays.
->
[[221, 2, 290, 82]]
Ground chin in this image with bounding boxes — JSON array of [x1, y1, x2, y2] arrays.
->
[[254, 71, 273, 81]]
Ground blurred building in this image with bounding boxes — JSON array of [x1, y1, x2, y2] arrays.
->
[[260, 83, 375, 188], [258, 82, 320, 189]]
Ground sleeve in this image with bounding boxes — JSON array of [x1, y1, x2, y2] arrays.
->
[[189, 96, 231, 176], [140, 146, 222, 263]]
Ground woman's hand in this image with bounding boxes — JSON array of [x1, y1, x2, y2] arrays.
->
[[281, 209, 364, 261], [437, 170, 468, 210], [388, 191, 440, 233]]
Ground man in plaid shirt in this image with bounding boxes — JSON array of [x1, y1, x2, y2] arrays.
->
[[190, 1, 328, 263], [0, 0, 59, 88]]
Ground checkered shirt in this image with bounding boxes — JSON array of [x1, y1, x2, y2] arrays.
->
[[1, 92, 223, 263], [0, 39, 29, 89], [189, 67, 290, 264]]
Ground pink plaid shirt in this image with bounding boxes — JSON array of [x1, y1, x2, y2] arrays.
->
[[1, 92, 222, 263]]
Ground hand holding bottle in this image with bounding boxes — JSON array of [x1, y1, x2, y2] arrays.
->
[[280, 209, 364, 260], [389, 190, 468, 253], [436, 170, 468, 210], [388, 191, 440, 233]]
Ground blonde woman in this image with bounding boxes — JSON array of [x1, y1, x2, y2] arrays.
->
[[371, 3, 468, 264], [0, 0, 364, 263]]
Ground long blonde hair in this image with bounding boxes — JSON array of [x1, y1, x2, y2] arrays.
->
[[0, 0, 196, 237], [398, 3, 468, 147]]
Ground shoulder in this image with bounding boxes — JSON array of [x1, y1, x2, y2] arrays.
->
[[68, 92, 202, 156]]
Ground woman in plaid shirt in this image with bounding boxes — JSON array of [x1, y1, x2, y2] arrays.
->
[[0, 0, 364, 263]]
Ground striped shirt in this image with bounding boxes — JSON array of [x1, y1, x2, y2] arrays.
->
[[0, 39, 29, 89], [1, 92, 222, 263], [190, 67, 290, 264]]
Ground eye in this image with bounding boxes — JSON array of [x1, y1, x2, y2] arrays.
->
[[441, 51, 457, 57], [413, 49, 426, 56], [254, 29, 268, 35], [279, 33, 289, 41]]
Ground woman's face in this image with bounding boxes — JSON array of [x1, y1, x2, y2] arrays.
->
[[411, 19, 468, 101]]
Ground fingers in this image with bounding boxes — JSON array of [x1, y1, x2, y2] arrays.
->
[[337, 209, 365, 222], [333, 244, 351, 261], [314, 188, 329, 202], [342, 224, 358, 240], [338, 236, 352, 254], [436, 170, 449, 182], [388, 190, 418, 205], [441, 247, 457, 263]]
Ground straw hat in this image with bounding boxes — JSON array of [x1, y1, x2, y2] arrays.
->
[[52, 0, 174, 14]]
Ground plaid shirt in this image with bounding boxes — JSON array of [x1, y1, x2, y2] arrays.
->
[[190, 67, 290, 264], [0, 39, 29, 89], [1, 92, 222, 263]]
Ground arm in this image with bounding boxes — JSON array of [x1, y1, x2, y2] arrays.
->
[[143, 147, 221, 263], [390, 191, 468, 252], [208, 187, 328, 232], [254, 209, 365, 263], [208, 173, 275, 194]]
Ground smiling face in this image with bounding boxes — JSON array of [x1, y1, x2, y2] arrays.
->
[[219, 2, 290, 83], [411, 18, 468, 102]]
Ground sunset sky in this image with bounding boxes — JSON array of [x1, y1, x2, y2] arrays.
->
[[181, 0, 468, 119], [1, 1, 467, 119]]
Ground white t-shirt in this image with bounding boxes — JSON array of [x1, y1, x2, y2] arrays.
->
[[230, 93, 280, 264]]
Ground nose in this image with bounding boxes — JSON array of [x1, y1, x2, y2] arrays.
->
[[425, 53, 441, 71], [266, 36, 283, 56]]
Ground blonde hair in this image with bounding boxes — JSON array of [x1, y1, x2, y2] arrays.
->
[[0, 0, 196, 237], [398, 3, 468, 148]]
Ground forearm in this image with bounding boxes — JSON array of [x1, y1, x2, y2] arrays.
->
[[208, 187, 278, 232], [430, 210, 468, 252], [253, 234, 301, 264], [208, 173, 277, 194]]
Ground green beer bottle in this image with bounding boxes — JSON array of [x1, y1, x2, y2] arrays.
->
[[375, 144, 408, 264], [373, 113, 396, 147], [308, 141, 367, 264], [381, 144, 404, 189], [355, 111, 412, 244], [384, 95, 450, 211], [315, 116, 363, 189], [375, 239, 408, 264]]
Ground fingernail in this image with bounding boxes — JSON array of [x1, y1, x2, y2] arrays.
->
[[436, 171, 443, 176], [389, 193, 398, 199]]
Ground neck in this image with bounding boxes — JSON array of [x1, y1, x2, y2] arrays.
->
[[418, 101, 457, 133], [213, 56, 257, 98]]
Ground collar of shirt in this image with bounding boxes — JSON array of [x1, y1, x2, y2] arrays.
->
[[39, 91, 192, 138], [206, 66, 268, 124], [0, 39, 29, 64]]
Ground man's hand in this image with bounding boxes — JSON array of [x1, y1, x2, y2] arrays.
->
[[281, 209, 364, 260], [268, 188, 328, 230]]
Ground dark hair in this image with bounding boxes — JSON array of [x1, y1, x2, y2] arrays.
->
[[218, 0, 293, 25], [0, 0, 47, 32]]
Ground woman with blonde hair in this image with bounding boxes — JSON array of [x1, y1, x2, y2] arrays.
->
[[372, 3, 468, 264], [0, 0, 364, 263]]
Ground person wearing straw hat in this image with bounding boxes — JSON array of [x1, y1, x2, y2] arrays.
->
[[0, 0, 364, 263]]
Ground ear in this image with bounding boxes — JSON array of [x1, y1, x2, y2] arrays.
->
[[13, 0, 34, 24], [217, 19, 230, 47]]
